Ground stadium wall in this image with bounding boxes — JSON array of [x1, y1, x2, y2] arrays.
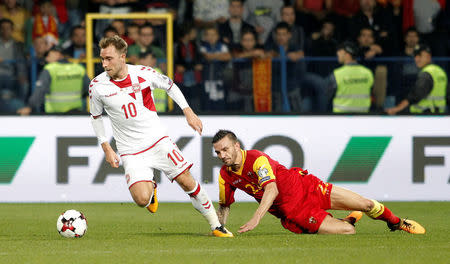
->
[[1, 116, 449, 202]]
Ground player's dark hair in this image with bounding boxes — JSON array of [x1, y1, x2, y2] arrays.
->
[[212, 130, 238, 144]]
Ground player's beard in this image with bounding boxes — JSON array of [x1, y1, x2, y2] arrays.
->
[[108, 64, 124, 80]]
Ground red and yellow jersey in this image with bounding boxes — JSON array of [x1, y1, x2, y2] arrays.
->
[[219, 149, 309, 217]]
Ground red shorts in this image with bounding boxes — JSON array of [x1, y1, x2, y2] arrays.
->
[[280, 173, 333, 234]]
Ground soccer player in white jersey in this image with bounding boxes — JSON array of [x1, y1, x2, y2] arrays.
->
[[89, 35, 233, 237]]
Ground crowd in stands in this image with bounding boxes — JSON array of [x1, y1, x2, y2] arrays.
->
[[0, 0, 449, 114]]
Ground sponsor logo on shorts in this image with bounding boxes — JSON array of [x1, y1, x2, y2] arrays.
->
[[309, 216, 317, 224], [125, 174, 130, 184]]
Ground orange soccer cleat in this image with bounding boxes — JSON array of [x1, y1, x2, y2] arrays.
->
[[146, 187, 158, 213], [388, 218, 426, 234], [212, 226, 234, 238], [343, 211, 363, 226]]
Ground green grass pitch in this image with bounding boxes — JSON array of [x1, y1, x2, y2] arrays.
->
[[0, 202, 449, 264]]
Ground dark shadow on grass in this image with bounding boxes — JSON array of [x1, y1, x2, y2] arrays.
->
[[129, 232, 210, 237]]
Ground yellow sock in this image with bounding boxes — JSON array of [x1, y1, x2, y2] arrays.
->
[[365, 199, 385, 219]]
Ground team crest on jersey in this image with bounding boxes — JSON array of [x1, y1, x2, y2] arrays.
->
[[132, 83, 141, 93]]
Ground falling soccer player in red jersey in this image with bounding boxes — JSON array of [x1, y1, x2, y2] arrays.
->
[[212, 130, 426, 235]]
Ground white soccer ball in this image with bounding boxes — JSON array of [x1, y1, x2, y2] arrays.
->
[[56, 209, 88, 238]]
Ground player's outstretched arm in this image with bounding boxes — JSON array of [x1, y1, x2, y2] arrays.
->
[[217, 205, 230, 226], [239, 182, 279, 234], [183, 107, 203, 135]]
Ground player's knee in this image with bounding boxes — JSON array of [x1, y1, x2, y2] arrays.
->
[[362, 199, 374, 212], [134, 195, 150, 207]]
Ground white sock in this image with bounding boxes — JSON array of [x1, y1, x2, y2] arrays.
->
[[144, 182, 156, 208], [144, 192, 154, 208], [186, 182, 221, 230]]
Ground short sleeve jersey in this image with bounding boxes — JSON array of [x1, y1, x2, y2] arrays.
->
[[219, 150, 294, 206], [219, 150, 312, 218], [89, 64, 174, 155]]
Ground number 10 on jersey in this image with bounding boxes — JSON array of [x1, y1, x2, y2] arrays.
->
[[121, 102, 137, 119]]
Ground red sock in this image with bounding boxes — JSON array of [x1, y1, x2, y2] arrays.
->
[[376, 206, 400, 225]]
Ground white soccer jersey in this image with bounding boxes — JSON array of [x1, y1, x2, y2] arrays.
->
[[89, 64, 184, 155]]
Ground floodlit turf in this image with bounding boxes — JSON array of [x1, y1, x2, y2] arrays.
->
[[0, 202, 449, 264]]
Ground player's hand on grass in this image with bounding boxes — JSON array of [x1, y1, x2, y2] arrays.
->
[[238, 217, 260, 233], [183, 107, 203, 135]]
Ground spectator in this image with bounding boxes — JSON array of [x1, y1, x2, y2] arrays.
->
[[199, 25, 231, 111], [128, 23, 165, 66], [138, 51, 168, 112], [31, 0, 59, 47], [293, 0, 332, 36], [102, 26, 119, 38], [193, 0, 229, 29], [30, 36, 51, 75], [386, 0, 403, 54], [326, 41, 374, 113], [125, 23, 139, 45], [387, 27, 421, 108], [93, 0, 134, 41], [411, 0, 445, 55], [174, 23, 203, 111], [0, 0, 30, 43], [307, 19, 339, 77], [266, 22, 303, 112], [111, 19, 133, 45], [137, 0, 178, 17], [349, 0, 393, 54], [328, 0, 360, 41], [218, 0, 255, 50], [51, 0, 70, 43], [308, 19, 338, 57], [230, 29, 266, 112], [266, 22, 304, 63], [243, 0, 283, 44], [0, 18, 27, 113], [62, 25, 86, 59], [232, 30, 265, 59], [402, 28, 421, 57], [357, 27, 384, 60], [267, 6, 305, 51], [386, 44, 449, 114], [17, 47, 90, 115], [356, 27, 387, 110], [267, 22, 326, 113]]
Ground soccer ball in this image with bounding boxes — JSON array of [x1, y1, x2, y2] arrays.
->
[[56, 209, 88, 238]]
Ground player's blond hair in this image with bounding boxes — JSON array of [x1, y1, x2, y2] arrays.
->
[[99, 35, 128, 55]]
